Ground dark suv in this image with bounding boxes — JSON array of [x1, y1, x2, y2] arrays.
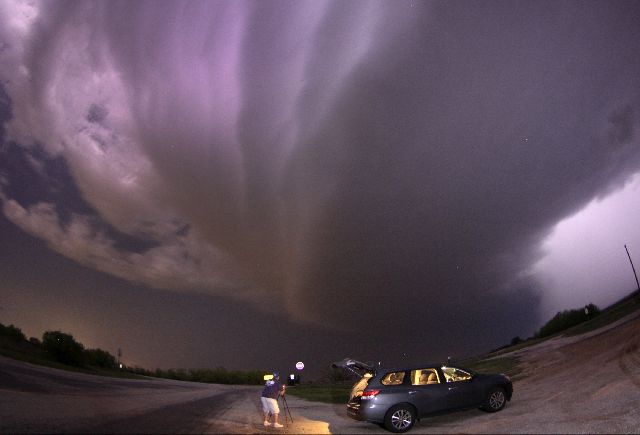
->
[[333, 358, 513, 433]]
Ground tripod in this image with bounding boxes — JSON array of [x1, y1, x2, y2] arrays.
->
[[280, 393, 294, 423]]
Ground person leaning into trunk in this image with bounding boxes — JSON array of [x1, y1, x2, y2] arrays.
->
[[261, 372, 286, 428]]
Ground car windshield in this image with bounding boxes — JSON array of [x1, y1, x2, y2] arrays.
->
[[441, 366, 472, 382]]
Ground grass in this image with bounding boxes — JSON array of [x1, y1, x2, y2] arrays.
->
[[286, 383, 353, 404], [458, 355, 524, 380], [563, 293, 640, 337]]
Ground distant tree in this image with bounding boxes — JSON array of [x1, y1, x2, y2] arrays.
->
[[0, 323, 27, 342], [29, 337, 42, 346], [583, 303, 600, 317], [84, 348, 118, 369], [128, 366, 152, 376], [323, 366, 357, 383], [150, 366, 264, 385], [535, 303, 601, 338], [42, 331, 85, 366], [510, 336, 523, 346]]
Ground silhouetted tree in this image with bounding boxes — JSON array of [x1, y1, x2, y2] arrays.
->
[[0, 323, 27, 342], [535, 303, 601, 338], [42, 331, 85, 366], [510, 336, 523, 346], [84, 348, 118, 369]]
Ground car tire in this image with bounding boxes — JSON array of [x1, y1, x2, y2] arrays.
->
[[482, 387, 507, 412], [384, 404, 416, 433]]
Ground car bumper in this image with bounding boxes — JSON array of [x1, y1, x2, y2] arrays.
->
[[347, 401, 386, 423]]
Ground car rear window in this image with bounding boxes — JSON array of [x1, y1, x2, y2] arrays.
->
[[350, 372, 373, 399], [411, 368, 440, 385]]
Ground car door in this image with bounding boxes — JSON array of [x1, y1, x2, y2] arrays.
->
[[407, 368, 451, 416], [440, 367, 483, 409]]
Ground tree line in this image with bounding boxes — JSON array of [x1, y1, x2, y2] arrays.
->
[[0, 324, 118, 368], [128, 366, 265, 385], [0, 322, 263, 384], [492, 302, 601, 353], [533, 303, 600, 338]]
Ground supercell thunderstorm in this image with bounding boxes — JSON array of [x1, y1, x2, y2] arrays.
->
[[1, 0, 640, 363]]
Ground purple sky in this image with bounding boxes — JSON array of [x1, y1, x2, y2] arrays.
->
[[1, 0, 640, 376]]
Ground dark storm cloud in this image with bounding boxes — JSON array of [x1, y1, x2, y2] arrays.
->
[[277, 1, 640, 334], [2, 0, 640, 366]]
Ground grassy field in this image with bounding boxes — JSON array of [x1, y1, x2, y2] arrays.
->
[[286, 383, 353, 404], [563, 292, 639, 336], [458, 355, 523, 379]]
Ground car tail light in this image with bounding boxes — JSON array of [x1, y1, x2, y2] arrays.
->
[[361, 389, 381, 400]]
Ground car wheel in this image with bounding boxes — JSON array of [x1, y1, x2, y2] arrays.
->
[[384, 404, 416, 433], [483, 387, 506, 412]]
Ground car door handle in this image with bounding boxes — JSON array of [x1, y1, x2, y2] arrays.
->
[[448, 387, 457, 391], [408, 390, 417, 395]]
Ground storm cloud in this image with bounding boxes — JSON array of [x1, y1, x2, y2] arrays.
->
[[1, 0, 640, 369]]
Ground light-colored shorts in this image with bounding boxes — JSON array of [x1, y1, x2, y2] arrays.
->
[[261, 396, 280, 414]]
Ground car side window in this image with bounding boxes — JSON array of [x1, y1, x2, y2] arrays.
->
[[381, 371, 405, 385], [441, 366, 472, 382], [411, 368, 440, 385]]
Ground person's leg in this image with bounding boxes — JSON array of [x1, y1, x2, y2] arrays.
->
[[261, 397, 271, 425], [267, 398, 283, 427]]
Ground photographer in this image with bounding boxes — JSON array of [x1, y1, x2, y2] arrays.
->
[[261, 372, 286, 428]]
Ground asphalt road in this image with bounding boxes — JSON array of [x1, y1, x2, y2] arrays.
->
[[0, 355, 259, 433]]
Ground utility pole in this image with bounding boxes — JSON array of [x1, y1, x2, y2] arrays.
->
[[624, 245, 640, 294]]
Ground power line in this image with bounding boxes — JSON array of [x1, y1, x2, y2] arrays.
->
[[624, 245, 640, 293]]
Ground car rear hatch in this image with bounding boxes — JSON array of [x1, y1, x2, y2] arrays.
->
[[331, 358, 376, 377], [332, 358, 376, 417]]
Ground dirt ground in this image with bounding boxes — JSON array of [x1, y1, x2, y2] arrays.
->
[[238, 309, 640, 434]]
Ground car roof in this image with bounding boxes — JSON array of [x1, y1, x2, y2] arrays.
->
[[332, 357, 474, 378], [377, 363, 446, 373]]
